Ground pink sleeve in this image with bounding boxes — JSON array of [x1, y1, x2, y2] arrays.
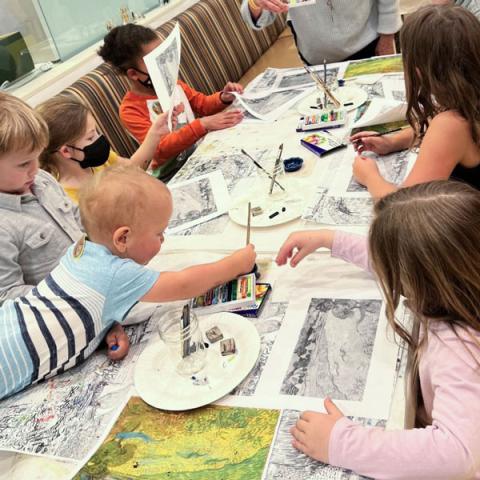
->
[[331, 231, 372, 273], [328, 331, 480, 479]]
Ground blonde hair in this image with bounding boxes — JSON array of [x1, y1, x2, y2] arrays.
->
[[78, 164, 170, 239], [369, 181, 480, 424], [35, 96, 90, 178], [0, 92, 49, 155]]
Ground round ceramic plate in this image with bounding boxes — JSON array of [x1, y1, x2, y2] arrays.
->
[[298, 85, 368, 115], [229, 177, 305, 227], [134, 312, 260, 411]]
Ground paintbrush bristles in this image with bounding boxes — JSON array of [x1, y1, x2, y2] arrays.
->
[[269, 144, 284, 195], [304, 64, 341, 108]]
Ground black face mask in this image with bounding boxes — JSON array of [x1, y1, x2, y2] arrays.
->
[[132, 67, 154, 90], [68, 135, 111, 169]]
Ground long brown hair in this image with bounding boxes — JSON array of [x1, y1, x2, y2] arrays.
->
[[369, 181, 480, 423], [401, 6, 480, 144], [36, 96, 90, 178]]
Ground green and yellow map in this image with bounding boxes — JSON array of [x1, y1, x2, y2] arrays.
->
[[344, 55, 403, 79], [76, 397, 280, 480]]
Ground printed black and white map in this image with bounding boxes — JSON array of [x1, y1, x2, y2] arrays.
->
[[144, 23, 181, 111], [233, 302, 288, 396], [170, 150, 271, 192], [303, 187, 374, 225], [167, 171, 230, 234], [276, 66, 339, 91], [347, 150, 416, 192], [234, 88, 312, 121], [264, 409, 385, 479], [0, 320, 155, 461], [281, 299, 381, 401]]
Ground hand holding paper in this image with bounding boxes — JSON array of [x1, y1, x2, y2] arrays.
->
[[220, 82, 244, 104]]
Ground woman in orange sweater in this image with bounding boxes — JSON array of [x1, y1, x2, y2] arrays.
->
[[98, 24, 244, 181]]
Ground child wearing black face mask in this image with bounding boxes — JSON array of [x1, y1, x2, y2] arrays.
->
[[36, 96, 176, 204], [98, 24, 245, 181]]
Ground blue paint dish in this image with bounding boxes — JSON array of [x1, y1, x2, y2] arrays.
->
[[283, 157, 303, 172]]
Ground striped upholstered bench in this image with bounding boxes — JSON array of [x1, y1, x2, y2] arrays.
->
[[61, 0, 286, 158]]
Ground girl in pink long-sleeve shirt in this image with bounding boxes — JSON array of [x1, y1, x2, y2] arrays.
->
[[276, 181, 480, 479]]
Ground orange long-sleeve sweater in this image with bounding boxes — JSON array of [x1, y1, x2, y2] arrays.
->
[[119, 80, 226, 169]]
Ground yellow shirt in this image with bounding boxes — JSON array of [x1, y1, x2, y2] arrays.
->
[[63, 150, 118, 204]]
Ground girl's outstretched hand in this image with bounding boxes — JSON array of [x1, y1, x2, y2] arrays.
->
[[276, 230, 334, 268], [290, 398, 344, 463]]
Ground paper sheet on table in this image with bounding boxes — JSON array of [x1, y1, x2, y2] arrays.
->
[[245, 64, 340, 96], [352, 98, 407, 129], [233, 88, 313, 122], [144, 23, 181, 113], [219, 290, 403, 420], [166, 170, 230, 234], [382, 75, 407, 103], [0, 320, 157, 461]]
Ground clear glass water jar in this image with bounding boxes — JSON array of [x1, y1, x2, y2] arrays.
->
[[157, 307, 207, 376]]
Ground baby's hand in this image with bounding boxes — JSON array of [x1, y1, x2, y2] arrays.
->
[[290, 398, 344, 463], [230, 244, 256, 275], [276, 230, 334, 267], [105, 323, 130, 361]]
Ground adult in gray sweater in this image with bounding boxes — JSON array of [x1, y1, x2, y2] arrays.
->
[[433, 0, 480, 17], [241, 0, 402, 65]]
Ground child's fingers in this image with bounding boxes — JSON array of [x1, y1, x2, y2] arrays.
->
[[290, 425, 308, 445], [295, 418, 310, 433], [324, 397, 343, 417], [291, 438, 308, 454], [290, 248, 310, 267], [108, 336, 129, 361]]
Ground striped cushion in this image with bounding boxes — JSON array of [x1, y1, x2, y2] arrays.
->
[[61, 0, 286, 157]]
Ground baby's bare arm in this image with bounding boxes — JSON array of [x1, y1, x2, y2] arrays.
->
[[140, 245, 256, 303]]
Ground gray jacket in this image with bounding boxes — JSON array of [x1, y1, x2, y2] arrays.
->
[[0, 170, 83, 303]]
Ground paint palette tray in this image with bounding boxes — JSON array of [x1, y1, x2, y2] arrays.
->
[[134, 312, 260, 411], [228, 177, 305, 227]]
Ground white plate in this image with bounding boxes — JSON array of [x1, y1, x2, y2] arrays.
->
[[298, 85, 368, 115], [134, 312, 260, 411], [229, 177, 305, 227]]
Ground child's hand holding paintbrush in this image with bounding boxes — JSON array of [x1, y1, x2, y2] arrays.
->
[[349, 127, 413, 155], [246, 202, 260, 279]]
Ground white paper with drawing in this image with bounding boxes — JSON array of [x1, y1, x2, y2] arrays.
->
[[329, 147, 417, 195], [0, 320, 156, 461], [233, 88, 313, 121], [353, 98, 407, 128], [265, 409, 385, 479], [144, 23, 181, 112], [245, 65, 340, 96], [166, 171, 230, 234], [220, 294, 402, 419]]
